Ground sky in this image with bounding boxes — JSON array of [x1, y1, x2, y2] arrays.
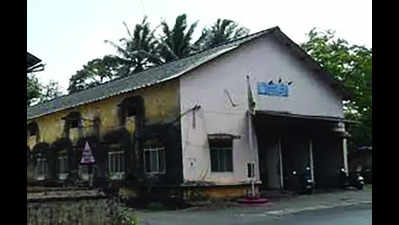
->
[[27, 0, 372, 93]]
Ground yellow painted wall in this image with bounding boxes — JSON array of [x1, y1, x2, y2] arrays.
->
[[27, 80, 180, 149]]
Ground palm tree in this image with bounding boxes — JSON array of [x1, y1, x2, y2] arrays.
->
[[158, 14, 199, 62], [195, 19, 249, 50], [105, 16, 163, 75]]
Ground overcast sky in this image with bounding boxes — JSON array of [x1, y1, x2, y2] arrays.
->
[[27, 0, 372, 93]]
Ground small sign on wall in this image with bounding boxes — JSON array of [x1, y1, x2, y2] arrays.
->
[[257, 82, 289, 97]]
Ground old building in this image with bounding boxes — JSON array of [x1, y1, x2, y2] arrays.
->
[[27, 27, 352, 199]]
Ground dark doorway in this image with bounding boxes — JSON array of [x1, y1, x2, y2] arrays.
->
[[281, 136, 310, 191], [312, 137, 343, 188]]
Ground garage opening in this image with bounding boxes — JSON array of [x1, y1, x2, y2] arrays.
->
[[253, 110, 351, 191]]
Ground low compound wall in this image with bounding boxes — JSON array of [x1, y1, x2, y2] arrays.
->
[[27, 188, 137, 225]]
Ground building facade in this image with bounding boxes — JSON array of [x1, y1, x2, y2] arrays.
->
[[27, 27, 351, 198]]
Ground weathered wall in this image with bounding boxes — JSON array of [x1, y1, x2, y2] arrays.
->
[[27, 80, 180, 148], [179, 34, 343, 185], [27, 80, 182, 185]]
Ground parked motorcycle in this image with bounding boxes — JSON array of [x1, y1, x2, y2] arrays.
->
[[287, 167, 314, 194], [339, 168, 364, 190]]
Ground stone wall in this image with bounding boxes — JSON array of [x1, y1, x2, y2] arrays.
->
[[27, 189, 138, 225], [27, 199, 110, 225]]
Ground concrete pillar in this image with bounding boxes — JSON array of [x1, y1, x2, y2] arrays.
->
[[309, 139, 315, 182], [278, 137, 284, 190], [248, 112, 260, 182], [343, 138, 349, 176]]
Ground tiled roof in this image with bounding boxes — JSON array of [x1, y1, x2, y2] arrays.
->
[[27, 27, 278, 120], [27, 26, 348, 120]]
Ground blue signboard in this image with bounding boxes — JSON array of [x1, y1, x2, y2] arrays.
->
[[257, 82, 289, 97]]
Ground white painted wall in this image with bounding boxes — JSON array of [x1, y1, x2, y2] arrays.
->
[[179, 34, 343, 185]]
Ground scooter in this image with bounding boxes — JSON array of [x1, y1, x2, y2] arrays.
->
[[351, 171, 365, 190], [287, 167, 314, 194], [339, 168, 364, 190]]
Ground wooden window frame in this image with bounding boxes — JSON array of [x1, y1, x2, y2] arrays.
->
[[58, 155, 69, 180], [108, 151, 125, 180], [209, 138, 234, 172], [35, 157, 48, 180], [143, 144, 166, 175]]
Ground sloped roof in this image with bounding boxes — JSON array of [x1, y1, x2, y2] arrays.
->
[[27, 26, 348, 120], [27, 52, 41, 69]]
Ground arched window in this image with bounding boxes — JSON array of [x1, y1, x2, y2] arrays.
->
[[63, 111, 81, 130], [63, 112, 82, 141], [143, 139, 166, 174], [118, 96, 144, 128]]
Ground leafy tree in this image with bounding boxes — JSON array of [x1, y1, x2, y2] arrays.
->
[[158, 14, 199, 62], [105, 17, 163, 74], [39, 80, 63, 103], [301, 28, 372, 151], [27, 73, 42, 106], [195, 19, 249, 50], [68, 55, 121, 93]]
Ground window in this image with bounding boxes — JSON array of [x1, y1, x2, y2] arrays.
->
[[79, 165, 89, 180], [63, 112, 81, 129], [108, 151, 125, 179], [144, 142, 166, 174], [28, 123, 38, 137], [70, 119, 80, 128], [35, 158, 48, 180], [126, 107, 136, 117], [210, 139, 233, 172], [248, 162, 255, 178], [58, 156, 68, 180]]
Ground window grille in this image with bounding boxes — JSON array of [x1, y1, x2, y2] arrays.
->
[[79, 165, 89, 180], [144, 144, 166, 174], [70, 119, 80, 128], [36, 158, 48, 180], [108, 151, 125, 179], [58, 156, 68, 180], [209, 139, 233, 172], [248, 162, 255, 178]]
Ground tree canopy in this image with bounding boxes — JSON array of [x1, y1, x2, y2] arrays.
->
[[27, 73, 63, 106], [27, 73, 42, 106], [301, 28, 372, 150], [67, 15, 249, 93], [67, 55, 121, 94], [39, 80, 63, 103], [158, 14, 200, 62], [104, 17, 163, 75], [195, 18, 249, 50]]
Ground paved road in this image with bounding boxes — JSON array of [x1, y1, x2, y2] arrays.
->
[[137, 204, 372, 225]]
